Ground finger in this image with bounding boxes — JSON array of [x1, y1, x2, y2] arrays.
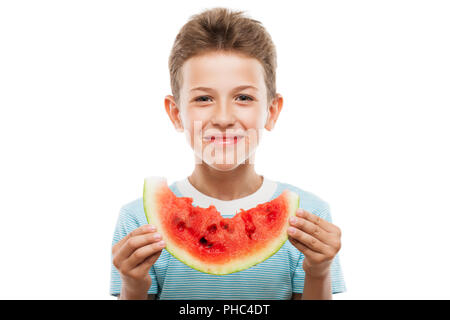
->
[[113, 224, 156, 254], [289, 216, 330, 244], [121, 240, 166, 272], [287, 226, 329, 254], [288, 236, 322, 260], [133, 248, 164, 275], [296, 209, 337, 234], [113, 229, 161, 268]]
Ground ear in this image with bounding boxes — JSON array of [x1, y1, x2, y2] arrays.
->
[[264, 93, 283, 131], [164, 95, 184, 132]]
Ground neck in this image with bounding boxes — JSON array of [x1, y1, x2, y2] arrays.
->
[[188, 163, 263, 201]]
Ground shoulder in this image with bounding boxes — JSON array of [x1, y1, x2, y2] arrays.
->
[[276, 181, 332, 221], [120, 197, 144, 214], [116, 197, 147, 230]]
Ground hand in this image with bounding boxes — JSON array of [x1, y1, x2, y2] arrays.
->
[[112, 224, 166, 299], [287, 208, 341, 279]]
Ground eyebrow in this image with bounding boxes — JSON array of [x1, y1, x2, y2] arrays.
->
[[190, 85, 258, 93]]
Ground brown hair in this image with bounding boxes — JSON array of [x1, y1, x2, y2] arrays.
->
[[168, 7, 277, 106]]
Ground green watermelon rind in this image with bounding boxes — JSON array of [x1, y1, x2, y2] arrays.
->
[[143, 177, 300, 275]]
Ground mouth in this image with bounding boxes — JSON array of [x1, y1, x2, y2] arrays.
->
[[202, 135, 245, 145]]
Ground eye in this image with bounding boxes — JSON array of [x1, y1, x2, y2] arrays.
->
[[236, 95, 254, 102], [194, 96, 212, 102]]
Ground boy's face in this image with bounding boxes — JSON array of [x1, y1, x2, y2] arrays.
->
[[165, 51, 283, 171]]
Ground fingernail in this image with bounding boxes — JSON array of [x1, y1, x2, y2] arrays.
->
[[297, 209, 304, 216], [287, 227, 296, 234], [147, 225, 156, 231], [159, 240, 165, 246], [154, 233, 161, 240], [289, 217, 297, 224]]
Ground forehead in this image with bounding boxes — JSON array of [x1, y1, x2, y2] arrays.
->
[[181, 51, 265, 92]]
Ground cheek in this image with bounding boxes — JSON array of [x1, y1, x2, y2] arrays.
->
[[180, 108, 206, 143], [183, 108, 210, 128], [238, 107, 267, 129], [232, 108, 266, 150]]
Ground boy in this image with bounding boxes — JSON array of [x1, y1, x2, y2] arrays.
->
[[111, 7, 345, 300]]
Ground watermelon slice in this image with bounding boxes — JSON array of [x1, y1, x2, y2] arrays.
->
[[143, 176, 300, 275]]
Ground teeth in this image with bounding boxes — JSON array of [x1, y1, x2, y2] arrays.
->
[[203, 136, 243, 141]]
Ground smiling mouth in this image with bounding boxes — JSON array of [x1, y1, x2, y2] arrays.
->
[[203, 136, 244, 144]]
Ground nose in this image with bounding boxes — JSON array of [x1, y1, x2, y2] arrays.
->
[[211, 103, 236, 128]]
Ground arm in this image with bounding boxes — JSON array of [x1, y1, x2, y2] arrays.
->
[[301, 271, 332, 300], [291, 272, 332, 300]]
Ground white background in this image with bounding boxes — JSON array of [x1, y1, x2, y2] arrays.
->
[[1, 0, 449, 299]]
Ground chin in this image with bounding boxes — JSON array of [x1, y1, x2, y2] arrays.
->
[[207, 162, 242, 172], [195, 151, 256, 171]]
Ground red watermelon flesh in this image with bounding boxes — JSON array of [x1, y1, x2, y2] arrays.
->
[[143, 176, 300, 275]]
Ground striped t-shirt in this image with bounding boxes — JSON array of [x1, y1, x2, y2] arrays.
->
[[110, 176, 346, 299]]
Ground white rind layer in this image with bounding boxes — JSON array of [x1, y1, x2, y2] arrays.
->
[[143, 176, 300, 275]]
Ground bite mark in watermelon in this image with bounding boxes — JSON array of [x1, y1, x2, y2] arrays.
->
[[143, 176, 300, 275]]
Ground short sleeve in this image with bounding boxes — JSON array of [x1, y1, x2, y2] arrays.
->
[[110, 206, 159, 297], [292, 201, 346, 294]]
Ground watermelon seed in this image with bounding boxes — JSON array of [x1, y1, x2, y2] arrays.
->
[[177, 222, 186, 232], [207, 224, 217, 233], [219, 221, 234, 233], [243, 213, 256, 239], [199, 237, 214, 248]]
